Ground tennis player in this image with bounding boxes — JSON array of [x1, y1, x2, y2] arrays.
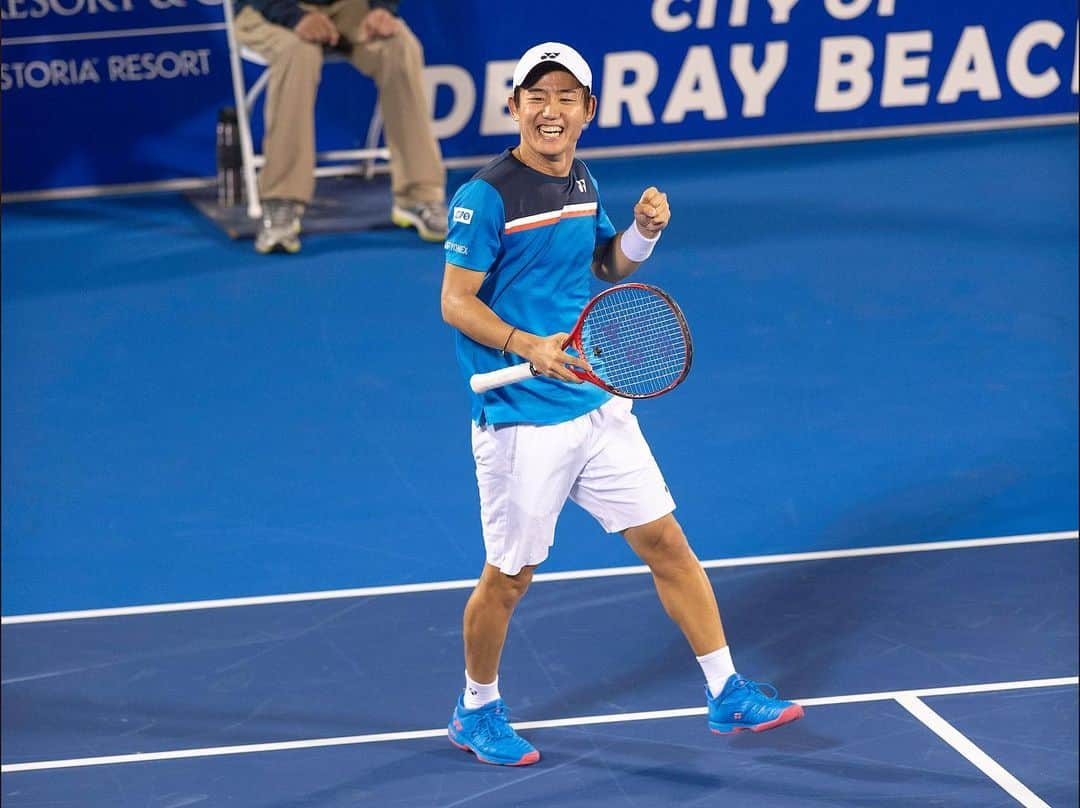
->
[[440, 42, 803, 766]]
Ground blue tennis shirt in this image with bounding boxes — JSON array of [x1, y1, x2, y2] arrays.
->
[[445, 149, 617, 426]]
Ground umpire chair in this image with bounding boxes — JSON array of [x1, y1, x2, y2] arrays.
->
[[221, 0, 391, 219]]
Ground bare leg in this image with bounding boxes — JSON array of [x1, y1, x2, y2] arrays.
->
[[463, 563, 535, 682], [623, 513, 726, 656]]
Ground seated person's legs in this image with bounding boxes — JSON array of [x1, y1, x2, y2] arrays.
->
[[331, 0, 448, 241], [235, 6, 323, 253]]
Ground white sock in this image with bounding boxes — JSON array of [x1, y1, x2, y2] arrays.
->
[[696, 646, 736, 699], [463, 671, 500, 710]]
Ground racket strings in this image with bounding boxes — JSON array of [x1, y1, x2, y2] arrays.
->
[[580, 287, 690, 396]]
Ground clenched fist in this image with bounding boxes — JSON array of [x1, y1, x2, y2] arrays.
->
[[633, 186, 670, 235]]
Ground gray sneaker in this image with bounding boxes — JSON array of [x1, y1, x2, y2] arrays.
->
[[254, 199, 303, 254], [391, 202, 448, 243]]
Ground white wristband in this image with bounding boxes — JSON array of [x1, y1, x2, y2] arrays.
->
[[619, 220, 661, 263]]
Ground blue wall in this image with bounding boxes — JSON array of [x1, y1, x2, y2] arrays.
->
[[2, 0, 1078, 192]]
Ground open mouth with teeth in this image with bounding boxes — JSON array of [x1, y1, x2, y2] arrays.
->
[[537, 125, 565, 139]]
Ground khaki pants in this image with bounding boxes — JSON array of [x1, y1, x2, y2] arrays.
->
[[234, 0, 445, 207]]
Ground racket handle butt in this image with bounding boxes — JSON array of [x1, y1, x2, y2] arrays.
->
[[469, 363, 535, 393]]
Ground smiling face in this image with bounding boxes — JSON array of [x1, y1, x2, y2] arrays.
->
[[508, 68, 596, 176]]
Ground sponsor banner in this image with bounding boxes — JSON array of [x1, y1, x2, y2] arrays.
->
[[413, 1, 1079, 151], [0, 0, 223, 35], [2, 0, 1078, 194], [2, 31, 230, 189]]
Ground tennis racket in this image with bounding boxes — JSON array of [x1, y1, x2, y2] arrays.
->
[[469, 282, 693, 399]]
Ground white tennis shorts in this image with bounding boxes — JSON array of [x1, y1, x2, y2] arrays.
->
[[471, 396, 676, 575]]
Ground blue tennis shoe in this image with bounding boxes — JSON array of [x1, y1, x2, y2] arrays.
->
[[707, 674, 804, 734], [448, 696, 540, 766]]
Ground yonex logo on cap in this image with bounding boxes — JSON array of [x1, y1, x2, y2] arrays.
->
[[513, 42, 593, 92]]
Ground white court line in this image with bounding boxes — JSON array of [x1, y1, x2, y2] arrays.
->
[[2, 531, 1076, 625], [898, 695, 1053, 808], [2, 677, 1074, 774]]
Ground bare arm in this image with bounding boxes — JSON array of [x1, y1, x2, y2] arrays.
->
[[440, 263, 591, 383], [592, 186, 671, 283]]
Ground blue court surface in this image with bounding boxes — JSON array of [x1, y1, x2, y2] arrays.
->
[[2, 539, 1077, 805], [3, 125, 1078, 804]]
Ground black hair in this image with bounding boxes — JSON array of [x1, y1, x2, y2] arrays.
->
[[513, 62, 591, 106]]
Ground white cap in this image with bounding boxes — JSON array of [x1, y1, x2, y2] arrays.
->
[[512, 42, 592, 92]]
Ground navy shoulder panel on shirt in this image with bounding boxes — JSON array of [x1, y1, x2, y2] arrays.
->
[[473, 151, 600, 225]]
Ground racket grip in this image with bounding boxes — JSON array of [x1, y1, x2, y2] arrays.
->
[[469, 362, 536, 393]]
